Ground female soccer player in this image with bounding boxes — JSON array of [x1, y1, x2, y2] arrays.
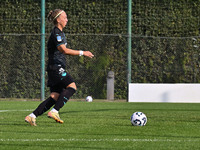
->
[[25, 9, 94, 126]]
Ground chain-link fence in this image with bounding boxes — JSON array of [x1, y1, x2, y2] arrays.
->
[[0, 0, 199, 100], [0, 0, 127, 99], [132, 36, 200, 83], [0, 34, 41, 98]]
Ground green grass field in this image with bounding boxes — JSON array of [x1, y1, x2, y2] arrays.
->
[[1, 100, 200, 150]]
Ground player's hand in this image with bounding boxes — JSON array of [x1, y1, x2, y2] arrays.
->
[[83, 51, 94, 58]]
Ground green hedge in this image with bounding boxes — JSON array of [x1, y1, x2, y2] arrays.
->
[[0, 0, 199, 99]]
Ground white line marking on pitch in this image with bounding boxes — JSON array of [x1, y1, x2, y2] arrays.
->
[[0, 138, 200, 142], [0, 109, 33, 113]]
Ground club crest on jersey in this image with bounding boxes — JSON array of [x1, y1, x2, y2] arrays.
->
[[57, 36, 62, 42]]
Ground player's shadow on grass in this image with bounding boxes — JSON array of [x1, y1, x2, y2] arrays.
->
[[60, 108, 123, 114]]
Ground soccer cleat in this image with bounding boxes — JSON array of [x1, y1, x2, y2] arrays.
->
[[47, 111, 64, 124], [25, 116, 37, 126]]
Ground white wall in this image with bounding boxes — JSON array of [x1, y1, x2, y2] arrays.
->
[[128, 84, 200, 103]]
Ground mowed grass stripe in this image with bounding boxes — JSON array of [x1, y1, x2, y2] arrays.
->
[[1, 138, 200, 142]]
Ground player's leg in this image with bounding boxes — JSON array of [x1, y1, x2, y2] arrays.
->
[[32, 96, 57, 116], [53, 83, 76, 111], [48, 83, 76, 123], [47, 73, 76, 124]]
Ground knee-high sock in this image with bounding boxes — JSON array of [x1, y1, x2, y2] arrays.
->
[[53, 87, 76, 111], [33, 97, 56, 117]]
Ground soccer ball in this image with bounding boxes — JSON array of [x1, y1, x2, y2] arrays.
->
[[85, 96, 93, 102], [130, 112, 147, 126]]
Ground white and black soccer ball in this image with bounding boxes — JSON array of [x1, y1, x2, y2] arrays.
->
[[130, 112, 147, 126], [85, 96, 93, 102]]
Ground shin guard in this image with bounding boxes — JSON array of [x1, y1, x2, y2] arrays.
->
[[54, 87, 76, 111], [33, 97, 56, 117]]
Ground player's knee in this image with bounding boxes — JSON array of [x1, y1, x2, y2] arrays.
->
[[50, 92, 60, 101], [67, 82, 77, 91]]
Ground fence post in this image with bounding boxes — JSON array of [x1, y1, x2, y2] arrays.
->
[[107, 71, 114, 100], [127, 0, 132, 101], [40, 0, 45, 101]]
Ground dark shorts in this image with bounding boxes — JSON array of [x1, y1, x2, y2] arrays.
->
[[47, 64, 74, 93]]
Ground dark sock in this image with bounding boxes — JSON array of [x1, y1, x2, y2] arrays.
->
[[54, 87, 76, 111], [33, 97, 56, 117]]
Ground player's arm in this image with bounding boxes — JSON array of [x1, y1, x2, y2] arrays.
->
[[57, 44, 94, 58]]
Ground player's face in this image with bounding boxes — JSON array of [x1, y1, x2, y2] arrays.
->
[[57, 12, 68, 29]]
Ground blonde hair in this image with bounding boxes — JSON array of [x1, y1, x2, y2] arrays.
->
[[47, 9, 64, 25]]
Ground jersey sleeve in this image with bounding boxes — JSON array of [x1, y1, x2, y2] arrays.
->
[[52, 29, 65, 47]]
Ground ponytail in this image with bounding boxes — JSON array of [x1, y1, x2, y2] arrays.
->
[[47, 9, 63, 25]]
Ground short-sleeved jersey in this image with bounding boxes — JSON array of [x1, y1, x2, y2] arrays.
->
[[47, 26, 67, 69]]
